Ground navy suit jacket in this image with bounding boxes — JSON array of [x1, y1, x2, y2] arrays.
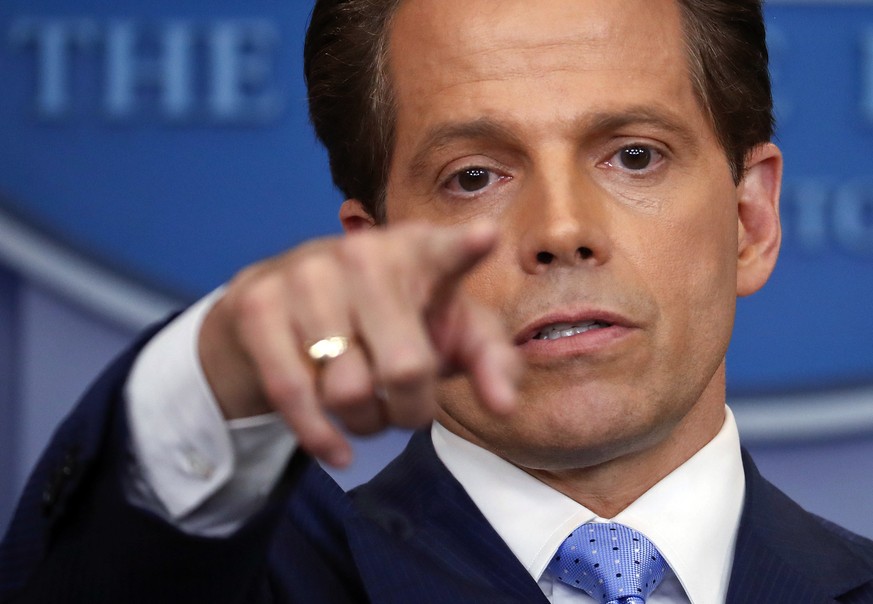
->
[[2, 331, 873, 603]]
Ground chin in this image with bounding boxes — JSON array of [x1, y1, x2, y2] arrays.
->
[[490, 414, 673, 472], [441, 382, 681, 472]]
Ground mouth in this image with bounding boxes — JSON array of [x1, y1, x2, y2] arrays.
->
[[514, 309, 636, 357], [531, 320, 612, 341]]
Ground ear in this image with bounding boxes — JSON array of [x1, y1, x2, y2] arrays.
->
[[339, 199, 377, 233], [736, 142, 783, 297]]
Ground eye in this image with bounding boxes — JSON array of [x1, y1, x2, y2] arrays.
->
[[444, 166, 506, 196], [620, 147, 652, 170], [604, 145, 664, 173], [458, 168, 490, 191]]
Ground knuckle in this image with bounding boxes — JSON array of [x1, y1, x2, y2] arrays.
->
[[323, 377, 374, 410], [378, 348, 438, 386], [287, 254, 332, 292], [232, 277, 280, 320], [335, 235, 381, 277], [334, 235, 363, 262], [261, 373, 308, 408]]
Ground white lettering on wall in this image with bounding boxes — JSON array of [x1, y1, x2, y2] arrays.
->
[[8, 18, 282, 124], [207, 21, 280, 122], [104, 21, 195, 119], [783, 180, 873, 255], [8, 19, 98, 118], [834, 183, 873, 253]]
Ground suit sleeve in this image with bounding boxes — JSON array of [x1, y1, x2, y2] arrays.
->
[[0, 321, 304, 604]]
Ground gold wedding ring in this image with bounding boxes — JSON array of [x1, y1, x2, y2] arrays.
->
[[306, 335, 352, 364]]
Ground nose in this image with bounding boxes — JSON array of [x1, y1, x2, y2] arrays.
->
[[515, 169, 612, 274]]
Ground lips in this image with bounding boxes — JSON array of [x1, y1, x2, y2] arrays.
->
[[515, 310, 634, 346], [532, 320, 611, 340]]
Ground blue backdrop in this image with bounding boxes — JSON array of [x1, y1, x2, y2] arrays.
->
[[0, 1, 871, 399]]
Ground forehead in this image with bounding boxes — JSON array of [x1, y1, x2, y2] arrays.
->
[[386, 0, 705, 141], [391, 0, 686, 71]]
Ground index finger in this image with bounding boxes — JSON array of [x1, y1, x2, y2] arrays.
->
[[412, 221, 499, 288]]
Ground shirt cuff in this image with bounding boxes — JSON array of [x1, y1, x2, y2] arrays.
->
[[124, 288, 296, 523]]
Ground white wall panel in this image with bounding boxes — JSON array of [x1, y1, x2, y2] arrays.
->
[[16, 282, 136, 492]]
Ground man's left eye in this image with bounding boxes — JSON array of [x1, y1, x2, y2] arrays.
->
[[457, 168, 492, 192], [608, 145, 662, 172]]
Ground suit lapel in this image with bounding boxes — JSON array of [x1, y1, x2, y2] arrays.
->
[[726, 450, 872, 604], [342, 438, 873, 603], [346, 431, 548, 604]]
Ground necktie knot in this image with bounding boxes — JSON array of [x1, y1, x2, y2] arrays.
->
[[547, 522, 667, 604]]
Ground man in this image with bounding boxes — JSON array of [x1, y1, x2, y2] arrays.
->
[[2, 0, 873, 602]]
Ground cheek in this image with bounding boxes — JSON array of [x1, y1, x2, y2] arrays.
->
[[689, 197, 739, 300], [645, 194, 739, 353]]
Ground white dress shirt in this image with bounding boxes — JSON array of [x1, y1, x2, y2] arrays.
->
[[124, 300, 745, 602], [431, 412, 745, 604], [125, 291, 297, 535]]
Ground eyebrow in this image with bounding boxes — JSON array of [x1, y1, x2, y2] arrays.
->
[[406, 106, 701, 179], [408, 119, 525, 179], [584, 108, 700, 151]]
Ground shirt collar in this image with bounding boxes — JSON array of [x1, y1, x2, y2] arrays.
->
[[431, 407, 745, 604]]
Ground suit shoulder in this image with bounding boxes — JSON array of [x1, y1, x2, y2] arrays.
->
[[811, 513, 873, 565]]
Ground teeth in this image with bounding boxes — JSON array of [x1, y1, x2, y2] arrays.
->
[[533, 321, 608, 340]]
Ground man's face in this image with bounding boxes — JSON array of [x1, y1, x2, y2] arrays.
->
[[382, 0, 750, 470]]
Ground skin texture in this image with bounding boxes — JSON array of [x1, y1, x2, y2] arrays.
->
[[201, 0, 782, 516]]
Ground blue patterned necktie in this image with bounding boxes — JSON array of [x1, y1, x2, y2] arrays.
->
[[547, 522, 668, 603]]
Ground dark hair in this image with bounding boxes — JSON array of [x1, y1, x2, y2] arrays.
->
[[304, 0, 774, 220], [676, 0, 774, 182]]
